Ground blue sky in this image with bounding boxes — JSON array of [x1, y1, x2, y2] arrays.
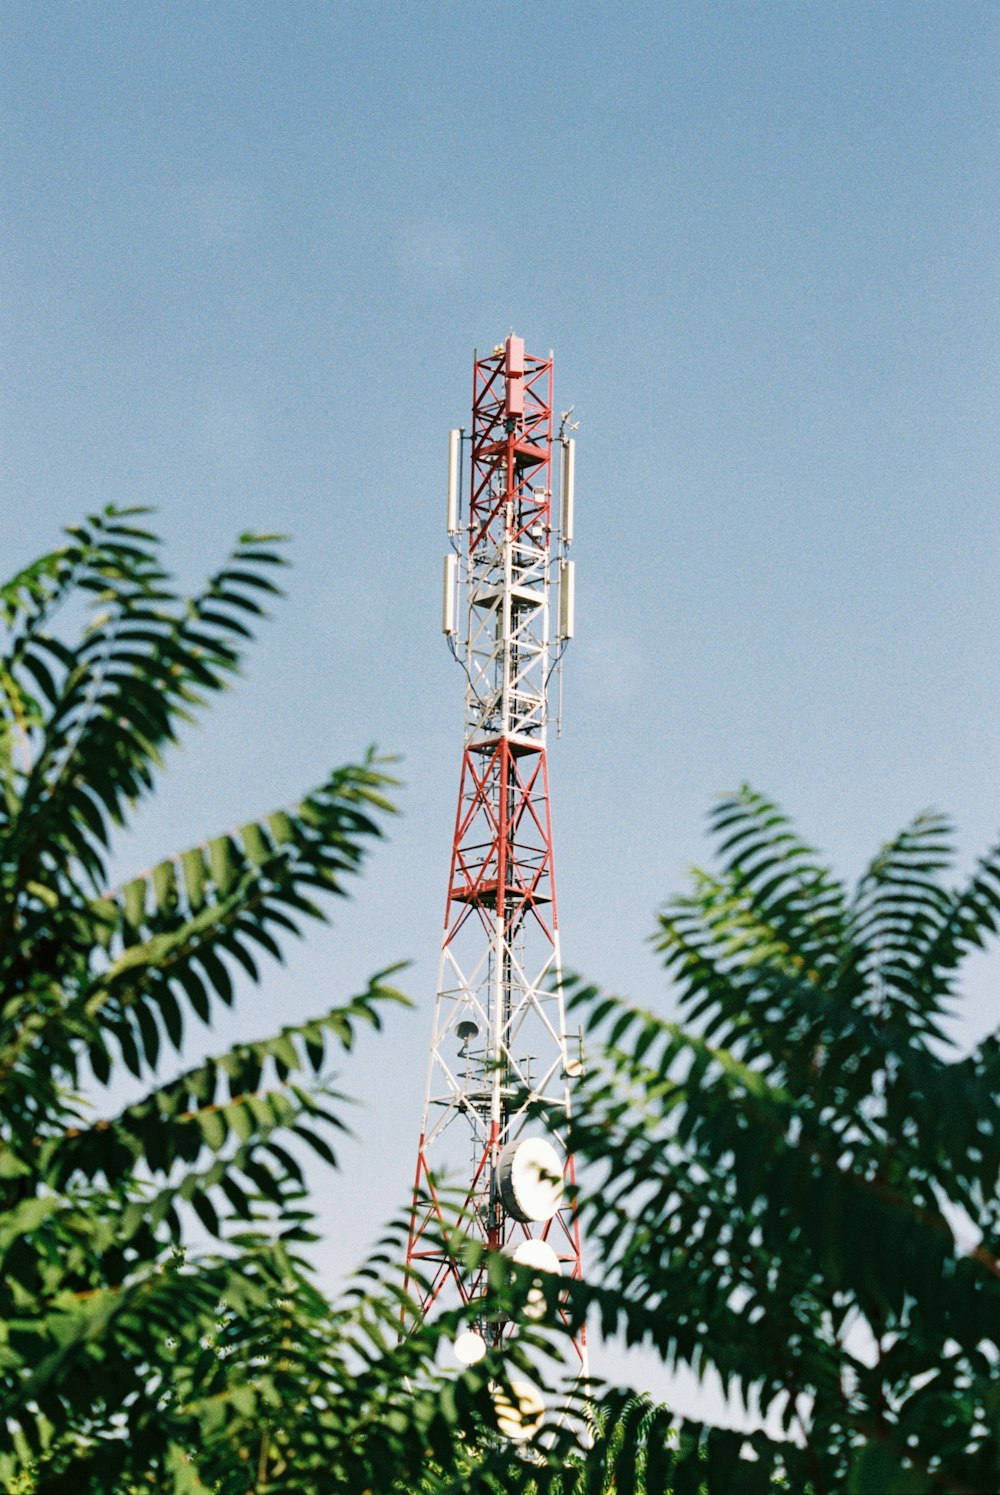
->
[[3, 1, 998, 1414]]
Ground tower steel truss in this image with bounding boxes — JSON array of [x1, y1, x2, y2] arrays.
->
[[406, 336, 584, 1374]]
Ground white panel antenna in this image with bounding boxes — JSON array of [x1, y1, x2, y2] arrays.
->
[[558, 560, 575, 641], [560, 437, 575, 546], [446, 428, 461, 535], [442, 552, 457, 635]]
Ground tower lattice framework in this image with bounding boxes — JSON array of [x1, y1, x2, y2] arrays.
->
[[406, 336, 584, 1374]]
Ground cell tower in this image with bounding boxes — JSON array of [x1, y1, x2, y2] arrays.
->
[[405, 335, 584, 1384]]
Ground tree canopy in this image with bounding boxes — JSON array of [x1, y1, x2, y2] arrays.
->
[[0, 508, 524, 1492], [563, 789, 1000, 1493], [3, 509, 998, 1494]]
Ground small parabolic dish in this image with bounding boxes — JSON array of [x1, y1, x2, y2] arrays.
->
[[498, 1136, 564, 1224], [493, 1379, 545, 1443], [503, 1236, 562, 1321], [503, 1238, 562, 1275], [453, 1330, 487, 1366]]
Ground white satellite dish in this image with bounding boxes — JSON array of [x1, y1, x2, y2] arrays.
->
[[498, 1136, 564, 1223], [503, 1237, 562, 1274], [503, 1236, 563, 1321], [493, 1379, 545, 1443], [453, 1330, 487, 1366]]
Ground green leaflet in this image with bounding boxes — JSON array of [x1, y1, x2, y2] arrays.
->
[[267, 809, 295, 845], [0, 1196, 58, 1251], [207, 835, 237, 895], [182, 848, 206, 909], [152, 857, 177, 912], [123, 877, 146, 928], [240, 819, 271, 866], [197, 1108, 227, 1152]]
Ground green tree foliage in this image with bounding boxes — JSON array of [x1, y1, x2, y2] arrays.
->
[[563, 789, 1000, 1494], [8, 511, 997, 1495], [0, 508, 530, 1492]]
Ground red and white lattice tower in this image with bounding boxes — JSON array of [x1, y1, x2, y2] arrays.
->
[[405, 336, 584, 1379]]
